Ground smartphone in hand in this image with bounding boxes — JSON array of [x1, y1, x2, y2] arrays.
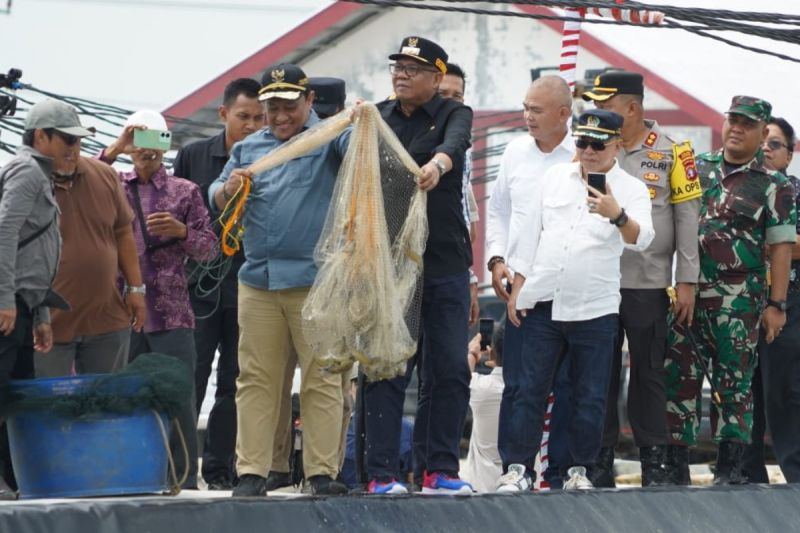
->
[[479, 318, 494, 350], [587, 172, 606, 196]]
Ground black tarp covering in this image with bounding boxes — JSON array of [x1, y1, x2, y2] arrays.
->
[[1, 484, 799, 533]]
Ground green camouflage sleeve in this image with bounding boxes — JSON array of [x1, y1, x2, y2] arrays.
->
[[766, 177, 798, 244]]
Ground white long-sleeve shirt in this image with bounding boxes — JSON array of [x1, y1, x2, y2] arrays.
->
[[486, 133, 576, 262], [507, 161, 655, 321]]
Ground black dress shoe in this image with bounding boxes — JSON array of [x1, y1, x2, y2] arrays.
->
[[231, 474, 267, 497], [309, 475, 348, 496], [206, 478, 234, 491], [264, 470, 292, 492], [0, 478, 18, 501]]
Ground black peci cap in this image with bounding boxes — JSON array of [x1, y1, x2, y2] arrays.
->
[[308, 77, 346, 119]]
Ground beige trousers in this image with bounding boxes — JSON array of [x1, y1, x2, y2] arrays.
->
[[236, 283, 343, 478], [271, 352, 353, 473]]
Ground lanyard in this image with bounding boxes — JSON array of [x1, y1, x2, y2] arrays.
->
[[130, 181, 179, 252]]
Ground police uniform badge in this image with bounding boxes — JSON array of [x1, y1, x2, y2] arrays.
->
[[670, 141, 702, 203]]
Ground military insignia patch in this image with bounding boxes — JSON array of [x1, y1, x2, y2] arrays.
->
[[644, 132, 658, 147], [643, 172, 660, 182], [587, 115, 601, 128], [271, 69, 285, 83], [647, 151, 665, 161], [408, 37, 419, 47]]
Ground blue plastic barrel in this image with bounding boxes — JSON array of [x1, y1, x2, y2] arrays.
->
[[6, 374, 170, 499]]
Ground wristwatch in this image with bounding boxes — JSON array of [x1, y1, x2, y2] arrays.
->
[[431, 158, 447, 177], [767, 298, 787, 312], [487, 256, 505, 272], [126, 285, 147, 296], [610, 208, 629, 227]]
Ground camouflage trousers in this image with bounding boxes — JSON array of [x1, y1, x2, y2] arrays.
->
[[665, 280, 763, 446]]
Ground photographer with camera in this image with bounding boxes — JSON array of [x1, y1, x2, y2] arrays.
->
[[501, 110, 653, 491]]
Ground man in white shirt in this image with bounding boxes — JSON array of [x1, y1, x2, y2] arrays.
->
[[484, 76, 575, 488], [498, 109, 654, 491]]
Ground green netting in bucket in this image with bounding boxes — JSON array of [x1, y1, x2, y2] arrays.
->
[[1, 353, 193, 499]]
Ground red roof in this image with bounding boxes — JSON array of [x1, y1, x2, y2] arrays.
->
[[164, 1, 722, 137]]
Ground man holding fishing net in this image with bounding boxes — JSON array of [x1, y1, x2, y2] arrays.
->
[[363, 36, 475, 496], [209, 64, 351, 497]]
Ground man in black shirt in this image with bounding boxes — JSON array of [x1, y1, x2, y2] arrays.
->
[[365, 36, 474, 495], [172, 77, 265, 490]]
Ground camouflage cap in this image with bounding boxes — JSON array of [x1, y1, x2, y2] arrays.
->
[[726, 95, 772, 122]]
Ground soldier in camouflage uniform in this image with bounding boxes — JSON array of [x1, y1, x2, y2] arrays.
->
[[583, 71, 701, 487], [664, 96, 797, 485]]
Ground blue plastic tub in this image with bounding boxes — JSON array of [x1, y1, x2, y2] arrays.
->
[[6, 374, 170, 499]]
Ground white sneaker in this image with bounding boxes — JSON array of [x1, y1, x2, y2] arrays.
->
[[496, 464, 532, 493], [563, 466, 594, 490]]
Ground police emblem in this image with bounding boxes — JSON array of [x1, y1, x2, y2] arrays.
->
[[586, 115, 601, 128], [643, 172, 660, 182], [679, 150, 699, 180], [647, 151, 665, 161], [408, 37, 419, 47], [271, 69, 285, 83]]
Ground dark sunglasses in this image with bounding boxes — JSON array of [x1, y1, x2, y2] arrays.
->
[[764, 139, 788, 151], [52, 130, 80, 146], [575, 137, 612, 151]]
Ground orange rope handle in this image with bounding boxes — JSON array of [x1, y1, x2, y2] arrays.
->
[[219, 176, 252, 256]]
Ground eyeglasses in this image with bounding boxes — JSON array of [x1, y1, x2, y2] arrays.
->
[[764, 139, 789, 151], [389, 63, 438, 78], [52, 130, 80, 146], [575, 137, 612, 151]]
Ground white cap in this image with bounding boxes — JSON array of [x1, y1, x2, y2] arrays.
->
[[126, 109, 168, 131]]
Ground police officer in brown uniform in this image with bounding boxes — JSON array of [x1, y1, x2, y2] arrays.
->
[[583, 71, 701, 486]]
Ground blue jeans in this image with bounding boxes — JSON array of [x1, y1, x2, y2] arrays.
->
[[500, 301, 617, 474], [365, 271, 470, 480]]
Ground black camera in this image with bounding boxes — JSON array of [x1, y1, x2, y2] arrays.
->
[[0, 68, 22, 90], [0, 68, 22, 117]]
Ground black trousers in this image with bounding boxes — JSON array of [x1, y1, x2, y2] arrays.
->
[[602, 289, 670, 448], [0, 298, 35, 489], [744, 290, 800, 483], [191, 285, 239, 484]]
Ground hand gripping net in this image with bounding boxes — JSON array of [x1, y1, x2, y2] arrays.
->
[[300, 103, 427, 380]]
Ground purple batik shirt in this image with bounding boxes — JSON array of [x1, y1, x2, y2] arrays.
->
[[117, 165, 217, 333]]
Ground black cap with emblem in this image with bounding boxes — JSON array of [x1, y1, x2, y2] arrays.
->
[[582, 71, 644, 102], [573, 109, 624, 141], [389, 36, 449, 74], [259, 63, 309, 101]]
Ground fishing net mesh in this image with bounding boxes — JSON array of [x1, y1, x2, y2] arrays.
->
[[193, 103, 426, 380], [271, 103, 427, 380]]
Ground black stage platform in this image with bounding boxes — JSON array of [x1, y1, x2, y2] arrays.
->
[[1, 484, 798, 533]]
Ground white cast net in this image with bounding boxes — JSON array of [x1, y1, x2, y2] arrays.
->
[[240, 103, 427, 380], [301, 103, 427, 380]]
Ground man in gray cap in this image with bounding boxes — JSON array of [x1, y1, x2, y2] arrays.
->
[[0, 99, 91, 498]]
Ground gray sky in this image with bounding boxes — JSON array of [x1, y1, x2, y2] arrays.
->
[[2, 0, 799, 166]]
